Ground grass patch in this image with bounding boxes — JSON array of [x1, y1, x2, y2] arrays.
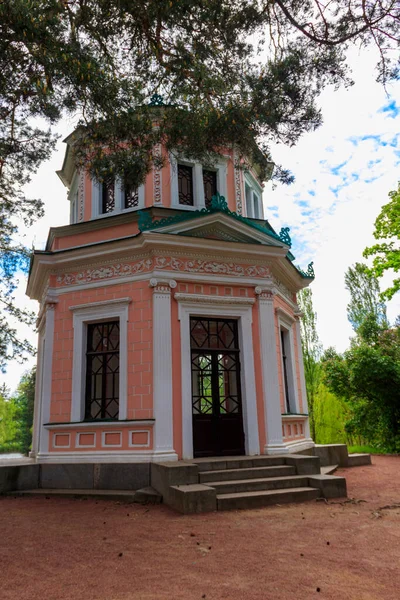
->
[[348, 445, 385, 455]]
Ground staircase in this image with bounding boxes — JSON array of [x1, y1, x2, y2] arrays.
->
[[151, 454, 347, 514]]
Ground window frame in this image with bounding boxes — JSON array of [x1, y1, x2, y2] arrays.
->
[[244, 172, 264, 220], [276, 308, 299, 414], [91, 178, 145, 219], [170, 154, 227, 210], [85, 320, 121, 421], [69, 298, 131, 422]]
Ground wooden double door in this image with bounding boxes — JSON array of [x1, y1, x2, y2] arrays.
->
[[190, 317, 245, 458]]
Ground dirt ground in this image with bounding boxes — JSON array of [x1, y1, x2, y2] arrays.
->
[[1, 455, 400, 600]]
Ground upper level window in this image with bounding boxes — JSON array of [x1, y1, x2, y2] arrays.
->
[[174, 159, 224, 209], [93, 178, 144, 218], [123, 185, 139, 209], [178, 164, 194, 206], [102, 181, 116, 214], [203, 169, 217, 209], [245, 182, 262, 219], [85, 321, 120, 420]]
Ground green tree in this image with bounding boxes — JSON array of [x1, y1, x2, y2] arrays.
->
[[298, 287, 322, 440], [345, 262, 388, 333], [323, 323, 400, 452], [363, 182, 400, 301], [0, 1, 398, 367], [0, 369, 35, 454]]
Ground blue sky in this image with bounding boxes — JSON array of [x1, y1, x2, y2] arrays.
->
[[2, 50, 400, 391]]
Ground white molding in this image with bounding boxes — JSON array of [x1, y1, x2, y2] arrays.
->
[[102, 431, 122, 448], [76, 431, 97, 449], [35, 450, 178, 463], [177, 300, 260, 459], [294, 317, 311, 439], [53, 433, 71, 449], [151, 279, 177, 457], [275, 306, 296, 325], [43, 420, 155, 429], [38, 304, 56, 455], [129, 430, 150, 448], [30, 330, 44, 458], [278, 315, 300, 414], [284, 439, 315, 453], [256, 289, 287, 455], [281, 414, 308, 421], [71, 298, 131, 422], [69, 297, 132, 312], [174, 293, 255, 306]]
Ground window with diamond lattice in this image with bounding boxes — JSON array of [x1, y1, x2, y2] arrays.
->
[[85, 321, 120, 420], [101, 181, 115, 214], [178, 164, 194, 205], [203, 170, 217, 209], [124, 185, 139, 209]]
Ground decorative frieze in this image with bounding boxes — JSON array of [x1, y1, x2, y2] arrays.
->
[[56, 259, 153, 286], [155, 256, 270, 278], [78, 171, 85, 222], [153, 143, 162, 204], [234, 151, 243, 215], [272, 277, 295, 304], [56, 256, 271, 287]]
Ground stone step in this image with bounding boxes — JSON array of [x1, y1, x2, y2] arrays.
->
[[217, 486, 320, 511], [192, 455, 286, 472], [199, 464, 296, 483], [7, 487, 162, 503], [210, 475, 309, 494], [347, 453, 372, 467]]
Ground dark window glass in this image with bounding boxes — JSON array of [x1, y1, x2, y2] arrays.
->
[[124, 186, 139, 209], [85, 321, 120, 420], [281, 330, 291, 412], [101, 181, 115, 213], [203, 170, 217, 209], [178, 164, 194, 205]]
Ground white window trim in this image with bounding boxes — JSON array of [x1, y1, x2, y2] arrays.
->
[[91, 178, 145, 220], [276, 307, 299, 414], [176, 296, 260, 459], [244, 171, 264, 220], [69, 172, 79, 224], [69, 297, 131, 422], [170, 154, 228, 210]]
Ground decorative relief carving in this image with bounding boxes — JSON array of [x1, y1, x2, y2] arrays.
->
[[149, 278, 176, 294], [234, 151, 243, 215], [56, 257, 270, 287], [272, 277, 295, 303], [153, 144, 162, 204], [56, 259, 153, 286], [155, 256, 270, 278], [78, 171, 85, 222], [255, 286, 275, 301]]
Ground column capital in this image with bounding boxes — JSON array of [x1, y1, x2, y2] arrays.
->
[[254, 285, 277, 302], [149, 278, 177, 294]]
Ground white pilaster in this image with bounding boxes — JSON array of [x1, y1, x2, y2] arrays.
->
[[256, 287, 288, 454], [38, 297, 58, 455], [294, 310, 313, 441], [150, 278, 178, 459]]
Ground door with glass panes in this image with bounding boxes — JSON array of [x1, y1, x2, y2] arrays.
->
[[190, 317, 245, 457]]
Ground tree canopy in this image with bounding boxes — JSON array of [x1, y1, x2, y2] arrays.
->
[[364, 182, 400, 301], [345, 262, 388, 333], [0, 0, 399, 367]]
